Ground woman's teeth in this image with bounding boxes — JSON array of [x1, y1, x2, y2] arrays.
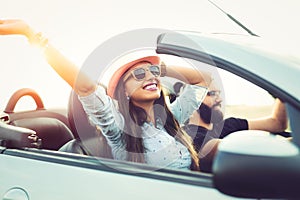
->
[[144, 83, 157, 90]]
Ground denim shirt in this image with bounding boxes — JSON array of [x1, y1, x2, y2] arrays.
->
[[79, 84, 207, 170]]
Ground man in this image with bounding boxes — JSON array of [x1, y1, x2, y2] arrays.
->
[[180, 81, 288, 172]]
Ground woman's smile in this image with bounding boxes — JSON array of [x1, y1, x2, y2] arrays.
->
[[143, 82, 158, 91]]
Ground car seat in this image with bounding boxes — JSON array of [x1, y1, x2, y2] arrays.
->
[[59, 90, 113, 158], [11, 117, 74, 150], [3, 88, 75, 150]]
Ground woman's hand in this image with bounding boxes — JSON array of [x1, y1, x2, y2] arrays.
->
[[0, 19, 34, 39]]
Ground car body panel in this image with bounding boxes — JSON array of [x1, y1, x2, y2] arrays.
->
[[0, 149, 240, 200]]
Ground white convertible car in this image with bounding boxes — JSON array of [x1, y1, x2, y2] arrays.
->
[[0, 28, 299, 200]]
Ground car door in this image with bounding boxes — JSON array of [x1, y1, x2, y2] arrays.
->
[[0, 148, 240, 200]]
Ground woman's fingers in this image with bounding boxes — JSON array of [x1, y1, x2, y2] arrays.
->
[[0, 19, 30, 36]]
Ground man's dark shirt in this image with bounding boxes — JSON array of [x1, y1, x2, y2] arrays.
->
[[184, 117, 248, 152], [183, 117, 248, 172]]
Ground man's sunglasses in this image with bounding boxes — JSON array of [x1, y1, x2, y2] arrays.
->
[[207, 90, 221, 97], [123, 65, 161, 81]]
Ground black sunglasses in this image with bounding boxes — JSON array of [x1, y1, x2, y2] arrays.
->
[[123, 65, 161, 81], [207, 90, 221, 97]]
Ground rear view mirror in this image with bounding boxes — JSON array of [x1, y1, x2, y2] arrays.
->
[[213, 130, 300, 199]]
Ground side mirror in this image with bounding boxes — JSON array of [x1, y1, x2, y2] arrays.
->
[[213, 130, 300, 199]]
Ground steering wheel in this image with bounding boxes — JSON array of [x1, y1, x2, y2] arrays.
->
[[4, 88, 45, 113]]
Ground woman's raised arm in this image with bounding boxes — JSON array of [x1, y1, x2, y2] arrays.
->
[[0, 19, 96, 96], [163, 63, 212, 85]]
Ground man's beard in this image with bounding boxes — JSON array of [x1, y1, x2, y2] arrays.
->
[[198, 103, 224, 124]]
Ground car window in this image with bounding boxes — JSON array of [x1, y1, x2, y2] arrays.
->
[[218, 68, 274, 119]]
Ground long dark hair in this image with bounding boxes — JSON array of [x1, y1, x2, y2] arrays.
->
[[114, 78, 200, 171]]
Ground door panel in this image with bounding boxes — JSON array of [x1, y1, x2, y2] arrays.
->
[[0, 151, 240, 200]]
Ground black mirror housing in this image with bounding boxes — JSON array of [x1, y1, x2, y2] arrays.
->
[[213, 130, 300, 199]]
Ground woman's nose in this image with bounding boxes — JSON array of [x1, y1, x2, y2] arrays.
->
[[144, 69, 155, 80]]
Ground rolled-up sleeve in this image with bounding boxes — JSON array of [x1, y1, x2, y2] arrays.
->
[[170, 84, 208, 124]]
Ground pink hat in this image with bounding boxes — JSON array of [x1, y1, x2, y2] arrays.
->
[[107, 55, 161, 98]]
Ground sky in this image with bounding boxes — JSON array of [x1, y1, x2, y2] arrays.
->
[[0, 0, 299, 110]]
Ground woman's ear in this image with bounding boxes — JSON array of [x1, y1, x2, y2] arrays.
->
[[125, 90, 131, 100]]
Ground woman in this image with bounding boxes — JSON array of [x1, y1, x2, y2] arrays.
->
[[0, 19, 211, 171]]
